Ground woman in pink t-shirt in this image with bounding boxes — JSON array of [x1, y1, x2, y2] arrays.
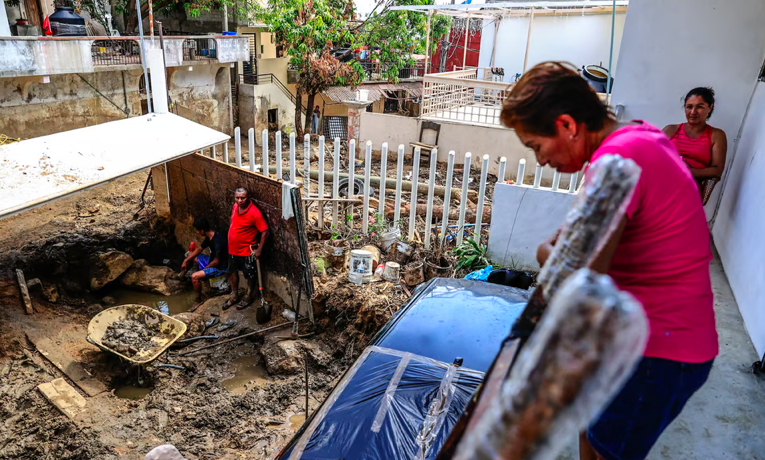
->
[[501, 62, 717, 460]]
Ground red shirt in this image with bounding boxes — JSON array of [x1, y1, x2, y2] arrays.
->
[[228, 202, 269, 256], [590, 122, 717, 363]]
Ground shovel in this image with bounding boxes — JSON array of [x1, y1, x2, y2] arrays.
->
[[255, 259, 272, 324]]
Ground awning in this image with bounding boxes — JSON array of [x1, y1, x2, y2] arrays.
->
[[324, 82, 423, 103], [0, 113, 229, 219]]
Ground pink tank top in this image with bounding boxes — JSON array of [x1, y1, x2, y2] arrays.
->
[[669, 123, 713, 169]]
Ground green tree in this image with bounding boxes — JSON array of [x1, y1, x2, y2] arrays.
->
[[254, 0, 450, 136]]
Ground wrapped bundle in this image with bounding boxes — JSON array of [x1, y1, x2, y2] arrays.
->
[[453, 269, 648, 460]]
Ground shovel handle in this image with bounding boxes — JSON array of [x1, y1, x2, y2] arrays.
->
[[256, 258, 264, 293]]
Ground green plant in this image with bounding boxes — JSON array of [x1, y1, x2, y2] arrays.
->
[[368, 212, 388, 237], [452, 238, 490, 272], [330, 224, 343, 241]]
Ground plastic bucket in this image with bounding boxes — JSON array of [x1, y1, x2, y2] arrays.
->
[[404, 261, 425, 286], [349, 249, 373, 282], [424, 258, 453, 280], [379, 228, 401, 252], [383, 262, 400, 282]]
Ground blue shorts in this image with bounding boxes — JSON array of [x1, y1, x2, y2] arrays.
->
[[197, 254, 227, 278], [587, 357, 714, 460]]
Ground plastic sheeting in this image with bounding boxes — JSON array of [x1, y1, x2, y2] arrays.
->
[[282, 346, 484, 460]]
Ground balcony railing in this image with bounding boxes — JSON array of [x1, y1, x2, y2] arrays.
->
[[91, 39, 141, 66], [0, 36, 249, 78], [421, 69, 513, 127], [182, 38, 218, 61], [358, 61, 426, 82]]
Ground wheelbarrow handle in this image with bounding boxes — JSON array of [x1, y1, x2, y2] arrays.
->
[[179, 335, 219, 343]]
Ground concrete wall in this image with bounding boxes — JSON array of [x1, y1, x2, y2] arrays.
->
[[487, 183, 576, 270], [611, 0, 765, 219], [0, 70, 141, 138], [357, 111, 562, 181], [0, 38, 93, 78], [0, 63, 231, 139], [169, 64, 232, 134], [713, 83, 765, 357], [238, 82, 304, 142], [478, 12, 626, 80]]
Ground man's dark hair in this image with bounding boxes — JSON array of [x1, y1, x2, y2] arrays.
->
[[684, 87, 716, 119], [235, 187, 249, 197], [501, 61, 613, 136], [193, 216, 210, 232]]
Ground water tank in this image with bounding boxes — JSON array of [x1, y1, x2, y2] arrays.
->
[[49, 7, 86, 37]]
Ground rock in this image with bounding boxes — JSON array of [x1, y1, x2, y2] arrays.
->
[[171, 312, 204, 342], [118, 259, 184, 296], [262, 340, 329, 376], [87, 304, 105, 316], [27, 278, 42, 289], [90, 251, 134, 291], [41, 284, 59, 303], [101, 296, 116, 306]]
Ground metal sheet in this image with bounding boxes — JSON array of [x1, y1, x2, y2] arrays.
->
[[0, 113, 229, 219]]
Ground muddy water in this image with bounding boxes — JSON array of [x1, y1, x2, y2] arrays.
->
[[108, 289, 196, 315], [114, 386, 153, 400], [222, 355, 272, 394]]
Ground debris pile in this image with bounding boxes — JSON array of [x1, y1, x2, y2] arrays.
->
[[102, 318, 159, 357]]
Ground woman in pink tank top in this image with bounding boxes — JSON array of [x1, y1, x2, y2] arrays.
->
[[502, 63, 717, 460], [662, 87, 727, 196]]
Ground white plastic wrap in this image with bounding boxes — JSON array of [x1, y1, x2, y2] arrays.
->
[[453, 269, 648, 460], [537, 154, 641, 301]]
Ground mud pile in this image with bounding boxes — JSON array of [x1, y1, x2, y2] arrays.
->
[[102, 319, 159, 357]]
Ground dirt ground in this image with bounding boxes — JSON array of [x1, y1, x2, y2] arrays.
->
[[0, 143, 472, 460], [0, 170, 404, 460]]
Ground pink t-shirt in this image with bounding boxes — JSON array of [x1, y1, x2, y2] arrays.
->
[[589, 121, 718, 363]]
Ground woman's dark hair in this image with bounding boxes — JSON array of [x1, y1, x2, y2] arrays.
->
[[684, 87, 715, 119], [193, 217, 210, 232], [501, 61, 613, 136]]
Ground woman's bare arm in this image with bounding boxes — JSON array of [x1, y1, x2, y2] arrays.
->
[[688, 128, 727, 179]]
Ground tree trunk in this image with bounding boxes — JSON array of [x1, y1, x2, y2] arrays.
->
[[294, 89, 304, 138], [304, 92, 317, 136]]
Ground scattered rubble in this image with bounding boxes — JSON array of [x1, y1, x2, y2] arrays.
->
[[90, 250, 134, 290], [119, 259, 184, 296]]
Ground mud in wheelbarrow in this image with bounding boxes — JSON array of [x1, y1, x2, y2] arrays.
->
[[87, 304, 187, 365]]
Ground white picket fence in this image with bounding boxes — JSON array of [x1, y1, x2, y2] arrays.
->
[[200, 128, 581, 250]]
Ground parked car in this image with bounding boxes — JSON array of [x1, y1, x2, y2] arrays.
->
[[275, 278, 529, 460]]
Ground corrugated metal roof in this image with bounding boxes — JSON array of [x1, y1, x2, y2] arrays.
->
[[323, 82, 423, 103]]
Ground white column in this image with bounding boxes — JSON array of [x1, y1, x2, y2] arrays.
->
[[394, 145, 405, 223], [457, 152, 472, 246], [147, 49, 168, 114]]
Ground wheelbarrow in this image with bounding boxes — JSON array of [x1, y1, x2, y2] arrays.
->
[[87, 304, 187, 365]]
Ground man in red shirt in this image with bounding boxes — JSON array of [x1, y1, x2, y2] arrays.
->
[[224, 188, 270, 310]]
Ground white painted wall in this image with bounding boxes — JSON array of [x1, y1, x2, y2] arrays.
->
[[611, 0, 765, 219], [1, 4, 11, 37], [487, 184, 576, 270], [713, 83, 765, 357], [479, 12, 626, 80], [359, 112, 419, 152]]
